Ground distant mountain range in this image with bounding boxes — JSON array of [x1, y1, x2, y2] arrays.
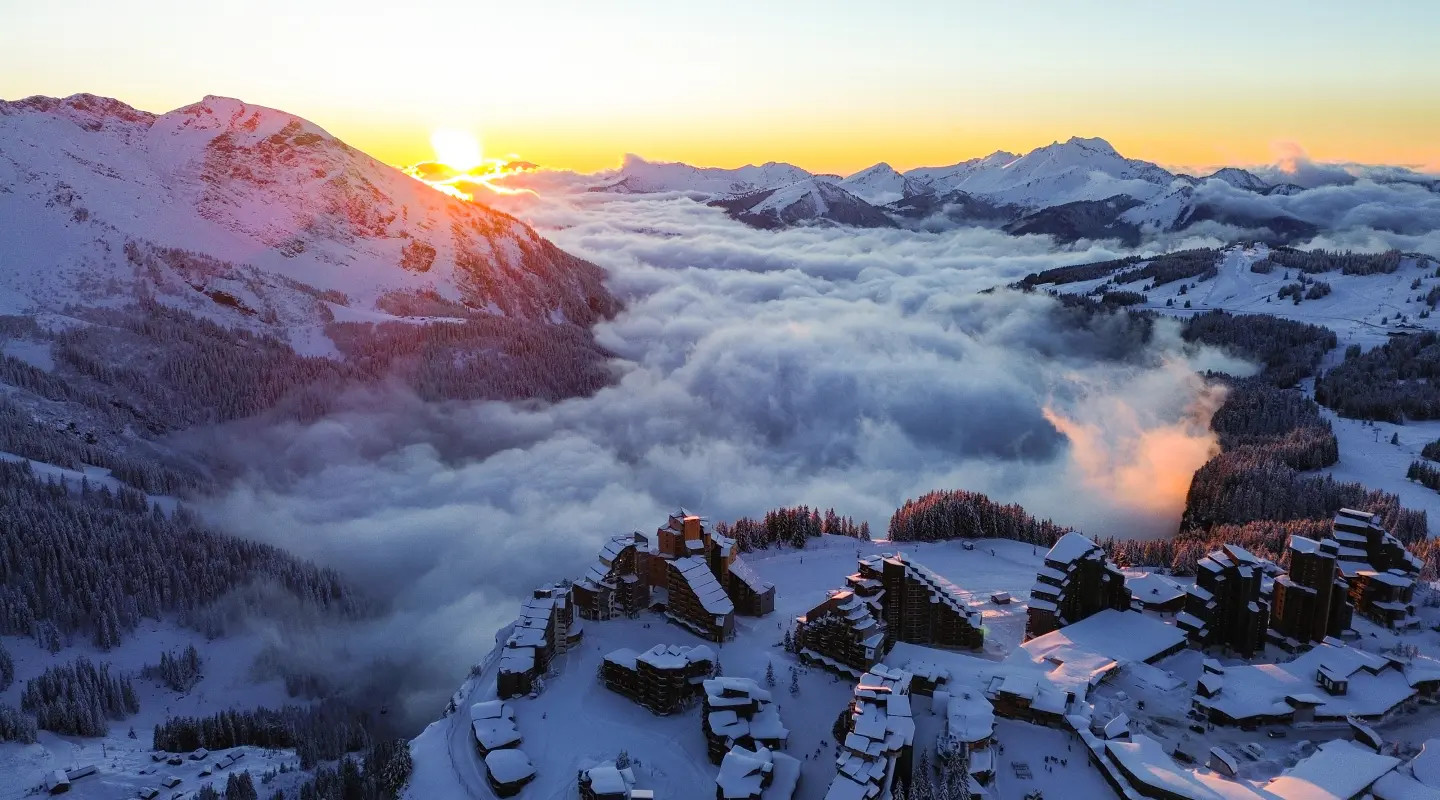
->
[[581, 139, 1439, 244]]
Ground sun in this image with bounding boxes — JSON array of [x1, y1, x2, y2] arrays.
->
[[430, 128, 483, 172]]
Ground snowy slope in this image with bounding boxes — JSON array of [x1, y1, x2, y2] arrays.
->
[[903, 151, 1019, 194], [1199, 168, 1271, 192], [0, 94, 616, 353], [837, 163, 924, 205], [0, 627, 311, 800], [591, 154, 813, 197]]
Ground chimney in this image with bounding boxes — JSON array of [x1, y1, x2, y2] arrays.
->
[[683, 515, 702, 541]]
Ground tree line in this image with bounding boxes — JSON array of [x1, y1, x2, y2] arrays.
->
[[0, 459, 366, 649], [152, 701, 373, 769], [1179, 310, 1336, 389], [1266, 247, 1402, 275], [1316, 332, 1440, 422], [887, 489, 1071, 547], [716, 506, 870, 552], [20, 655, 139, 736]]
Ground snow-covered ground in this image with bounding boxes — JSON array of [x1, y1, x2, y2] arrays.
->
[[0, 624, 306, 800], [1049, 245, 1440, 347], [407, 535, 1050, 800], [408, 530, 1440, 800]]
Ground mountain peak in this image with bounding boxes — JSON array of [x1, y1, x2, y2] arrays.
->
[[1064, 136, 1119, 156]]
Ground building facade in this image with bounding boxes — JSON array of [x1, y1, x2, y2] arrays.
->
[[1271, 536, 1354, 648], [795, 589, 887, 675], [857, 553, 984, 652], [1349, 569, 1417, 629], [1025, 532, 1131, 640], [1177, 544, 1270, 658], [701, 677, 788, 764], [601, 644, 715, 715]]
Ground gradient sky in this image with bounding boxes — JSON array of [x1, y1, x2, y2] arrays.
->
[[3, 0, 1437, 175]]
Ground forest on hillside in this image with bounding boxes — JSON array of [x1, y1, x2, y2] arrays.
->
[[1316, 332, 1440, 422]]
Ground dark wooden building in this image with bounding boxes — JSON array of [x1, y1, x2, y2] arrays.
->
[[601, 643, 715, 715], [1271, 536, 1353, 648], [795, 589, 887, 675], [1177, 544, 1270, 658], [1025, 532, 1130, 640], [1348, 569, 1417, 629], [857, 553, 984, 651], [573, 534, 650, 621]]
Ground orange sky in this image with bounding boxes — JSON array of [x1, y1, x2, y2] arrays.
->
[[3, 0, 1438, 177]]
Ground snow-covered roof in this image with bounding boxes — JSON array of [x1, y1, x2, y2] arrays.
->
[[1107, 734, 1223, 800], [484, 748, 535, 785], [825, 663, 916, 800], [1265, 739, 1399, 800], [945, 686, 995, 744], [1021, 609, 1184, 668], [1127, 572, 1185, 605], [1198, 642, 1412, 721], [635, 643, 714, 671], [471, 717, 522, 751], [1358, 569, 1414, 588], [1373, 770, 1440, 800], [498, 646, 535, 675], [729, 557, 774, 594], [469, 700, 513, 722], [1209, 747, 1238, 774], [716, 745, 799, 800], [1413, 739, 1440, 788], [604, 647, 639, 669], [1103, 713, 1130, 740], [1045, 531, 1100, 566], [673, 556, 736, 615], [582, 762, 632, 794]]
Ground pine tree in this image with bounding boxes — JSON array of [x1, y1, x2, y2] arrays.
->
[[765, 662, 776, 687], [781, 628, 793, 652], [911, 750, 934, 800], [615, 749, 630, 770], [789, 668, 800, 696], [0, 641, 13, 691]]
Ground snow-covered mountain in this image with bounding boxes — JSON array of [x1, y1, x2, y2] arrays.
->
[[590, 154, 812, 196], [903, 150, 1019, 194], [0, 93, 618, 354], [836, 162, 924, 205], [903, 137, 1177, 209], [710, 179, 897, 229], [1198, 167, 1271, 192]]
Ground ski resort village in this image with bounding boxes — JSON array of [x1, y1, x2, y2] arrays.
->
[[396, 507, 1440, 800]]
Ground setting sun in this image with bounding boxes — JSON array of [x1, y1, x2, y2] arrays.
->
[[430, 127, 482, 172]]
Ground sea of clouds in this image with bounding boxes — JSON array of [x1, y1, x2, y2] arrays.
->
[[201, 184, 1260, 730]]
